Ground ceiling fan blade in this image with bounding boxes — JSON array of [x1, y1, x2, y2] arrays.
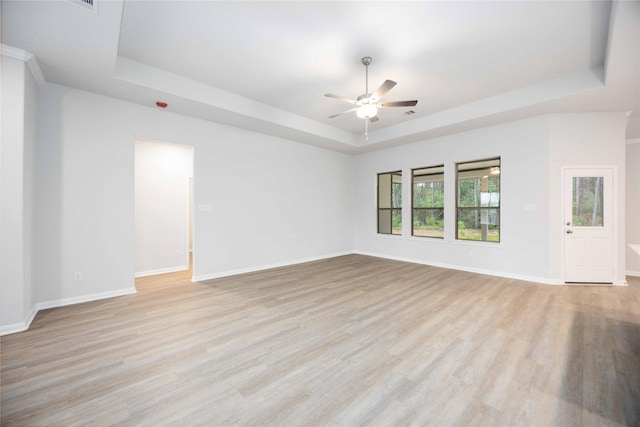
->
[[324, 94, 359, 105], [379, 100, 418, 108], [328, 108, 357, 119], [372, 80, 397, 100], [369, 115, 379, 123]]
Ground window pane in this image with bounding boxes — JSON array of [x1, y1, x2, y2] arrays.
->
[[572, 176, 603, 227], [392, 182, 402, 208], [378, 209, 391, 234], [378, 173, 392, 209], [413, 180, 444, 208], [378, 171, 402, 235], [413, 208, 444, 238], [392, 209, 402, 235], [458, 176, 500, 208], [457, 208, 500, 242], [412, 165, 444, 238], [456, 158, 500, 243]]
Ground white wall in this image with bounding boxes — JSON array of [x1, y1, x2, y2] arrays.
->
[[548, 113, 628, 284], [189, 113, 355, 279], [135, 138, 193, 276], [1, 56, 37, 333], [626, 139, 640, 276], [33, 83, 354, 309], [354, 112, 629, 284], [354, 116, 552, 283]]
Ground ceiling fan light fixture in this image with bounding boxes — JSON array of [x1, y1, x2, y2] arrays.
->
[[357, 104, 378, 119]]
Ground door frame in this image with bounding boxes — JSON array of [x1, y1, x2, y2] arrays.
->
[[134, 137, 195, 279], [561, 165, 618, 285]]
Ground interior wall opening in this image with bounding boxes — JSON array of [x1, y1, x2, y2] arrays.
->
[[134, 138, 194, 282]]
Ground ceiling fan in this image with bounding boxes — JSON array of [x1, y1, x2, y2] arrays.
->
[[325, 56, 418, 134]]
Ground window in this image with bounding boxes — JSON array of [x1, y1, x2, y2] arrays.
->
[[378, 171, 402, 235], [456, 158, 500, 242], [572, 176, 604, 226], [412, 165, 444, 238]]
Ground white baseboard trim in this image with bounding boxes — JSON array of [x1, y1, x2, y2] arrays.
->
[[36, 287, 137, 311], [191, 251, 355, 282], [135, 265, 189, 278], [1, 304, 39, 336], [1, 287, 137, 336], [355, 251, 563, 285], [626, 270, 640, 278]]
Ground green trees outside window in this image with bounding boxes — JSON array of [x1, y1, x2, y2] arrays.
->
[[378, 171, 402, 235], [456, 158, 500, 242], [572, 176, 603, 226], [412, 166, 444, 238]]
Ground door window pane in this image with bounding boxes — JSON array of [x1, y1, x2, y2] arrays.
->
[[572, 177, 603, 227]]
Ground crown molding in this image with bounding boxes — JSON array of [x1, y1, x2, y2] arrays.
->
[[1, 44, 46, 86]]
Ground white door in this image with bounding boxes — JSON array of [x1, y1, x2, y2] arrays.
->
[[564, 168, 614, 284]]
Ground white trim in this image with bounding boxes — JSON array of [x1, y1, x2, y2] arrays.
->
[[0, 305, 39, 336], [1, 287, 136, 336], [626, 270, 640, 277], [1, 44, 31, 62], [375, 233, 403, 239], [135, 265, 189, 278], [0, 44, 46, 86], [35, 287, 137, 311], [355, 250, 563, 285], [406, 236, 446, 243], [191, 251, 354, 282], [450, 239, 502, 248]]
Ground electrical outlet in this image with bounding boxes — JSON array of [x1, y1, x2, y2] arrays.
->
[[74, 272, 82, 281]]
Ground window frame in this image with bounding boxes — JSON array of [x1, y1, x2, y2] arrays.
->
[[377, 170, 402, 235], [455, 157, 501, 243], [411, 165, 445, 239]]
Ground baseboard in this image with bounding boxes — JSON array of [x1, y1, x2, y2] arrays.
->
[[0, 304, 39, 336], [626, 270, 640, 278], [1, 287, 137, 336], [354, 250, 563, 285], [191, 251, 355, 282], [36, 287, 137, 311], [135, 265, 189, 278]]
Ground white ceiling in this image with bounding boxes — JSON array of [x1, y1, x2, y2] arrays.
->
[[3, 0, 639, 153]]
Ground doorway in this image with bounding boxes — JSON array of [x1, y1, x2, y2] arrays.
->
[[563, 167, 614, 284], [134, 138, 194, 278]]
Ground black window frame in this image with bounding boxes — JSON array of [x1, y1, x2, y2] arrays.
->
[[455, 158, 501, 243], [411, 165, 445, 239], [377, 171, 402, 235]]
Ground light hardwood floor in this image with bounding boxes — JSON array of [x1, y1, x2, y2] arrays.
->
[[1, 255, 639, 426]]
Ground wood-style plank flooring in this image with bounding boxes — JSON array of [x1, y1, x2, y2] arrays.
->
[[2, 255, 639, 426]]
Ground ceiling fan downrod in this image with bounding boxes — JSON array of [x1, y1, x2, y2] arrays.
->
[[362, 56, 372, 95]]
